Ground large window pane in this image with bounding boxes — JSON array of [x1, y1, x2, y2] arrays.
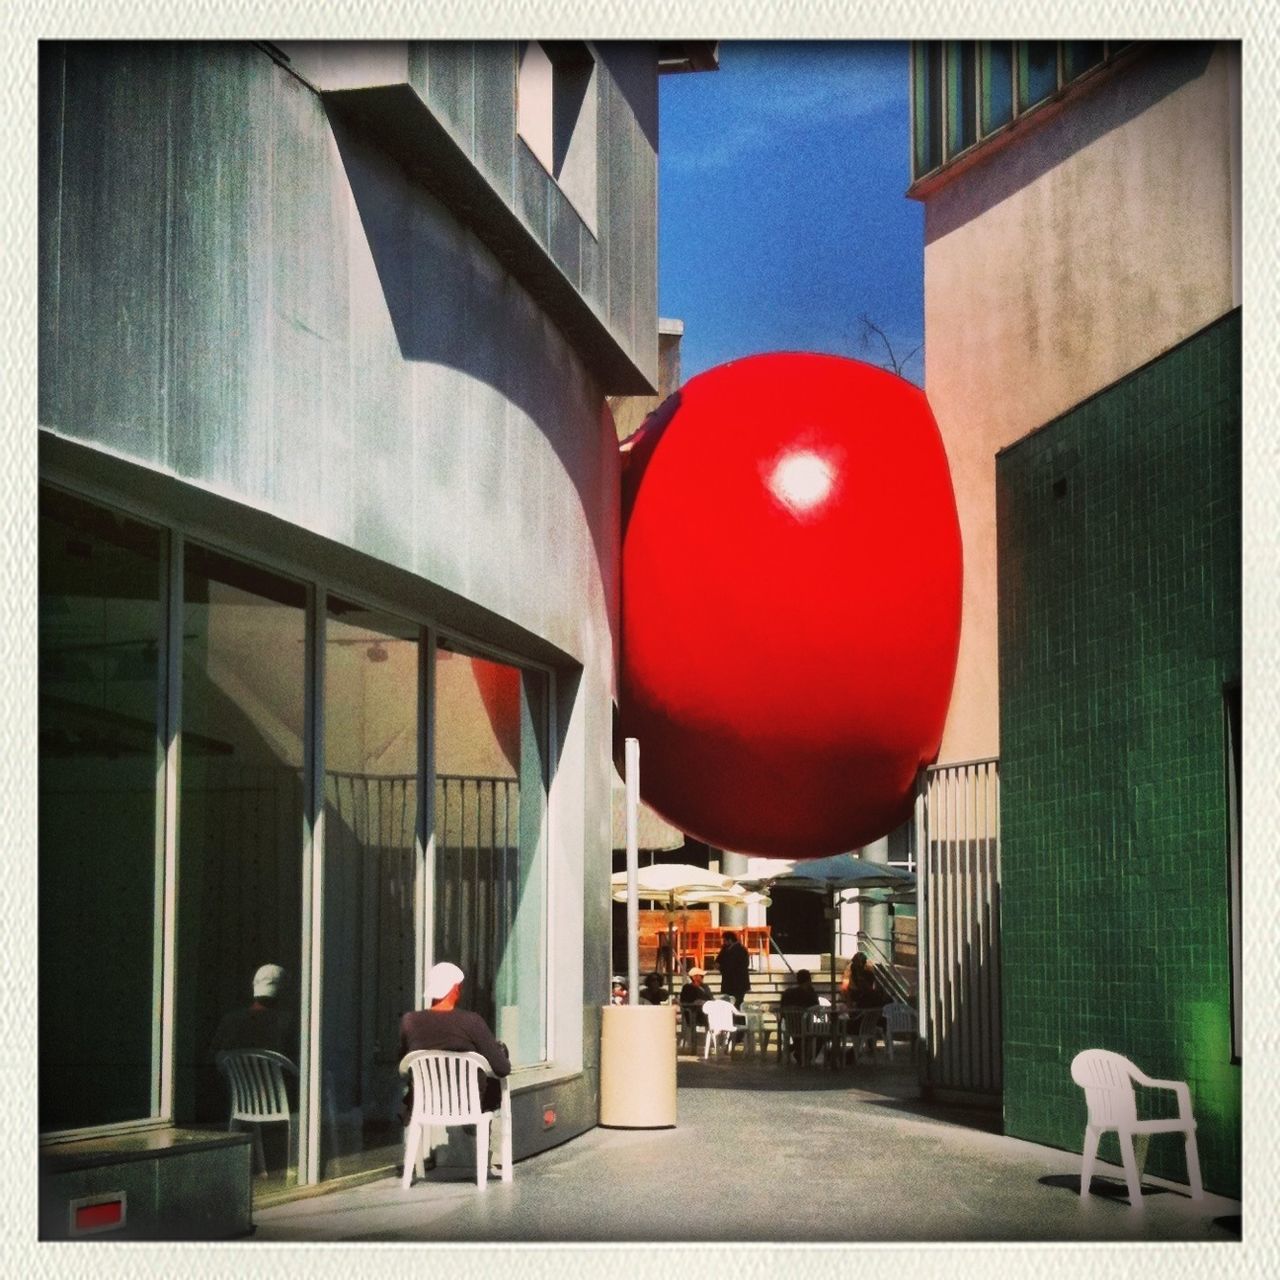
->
[[321, 599, 420, 1179], [434, 643, 548, 1067], [39, 488, 163, 1131], [1063, 41, 1104, 83], [1018, 41, 1059, 112], [175, 546, 306, 1191], [913, 43, 944, 177], [981, 41, 1014, 134], [945, 42, 977, 158]]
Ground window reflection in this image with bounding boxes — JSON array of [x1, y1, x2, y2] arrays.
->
[[322, 598, 419, 1179], [39, 488, 163, 1130], [175, 545, 306, 1190], [434, 644, 548, 1067], [1019, 42, 1059, 112]]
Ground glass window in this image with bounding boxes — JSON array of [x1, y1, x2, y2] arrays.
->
[[433, 643, 548, 1067], [321, 598, 421, 1179], [913, 42, 944, 178], [39, 488, 164, 1131], [946, 42, 978, 158], [1018, 41, 1059, 112], [174, 545, 306, 1191], [1063, 41, 1105, 82], [980, 41, 1015, 134]]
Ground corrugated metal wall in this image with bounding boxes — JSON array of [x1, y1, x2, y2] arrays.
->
[[915, 757, 1002, 1102]]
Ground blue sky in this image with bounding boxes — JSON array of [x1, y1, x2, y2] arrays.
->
[[658, 42, 924, 385]]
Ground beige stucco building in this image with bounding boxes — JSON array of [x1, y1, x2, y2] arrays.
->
[[915, 42, 1241, 763]]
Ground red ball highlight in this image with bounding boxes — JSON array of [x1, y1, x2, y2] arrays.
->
[[618, 352, 962, 858]]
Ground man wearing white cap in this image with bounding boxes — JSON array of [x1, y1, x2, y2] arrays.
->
[[212, 963, 291, 1054], [399, 962, 511, 1119]]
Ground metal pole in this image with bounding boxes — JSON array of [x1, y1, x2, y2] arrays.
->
[[624, 737, 640, 1005]]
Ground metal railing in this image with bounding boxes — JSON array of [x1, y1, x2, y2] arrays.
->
[[853, 930, 915, 1006], [914, 756, 1002, 1100]]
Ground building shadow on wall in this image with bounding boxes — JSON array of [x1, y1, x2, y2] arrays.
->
[[922, 836, 1003, 1103], [325, 105, 617, 617]]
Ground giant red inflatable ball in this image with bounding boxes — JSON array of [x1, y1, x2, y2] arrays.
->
[[617, 352, 962, 858]]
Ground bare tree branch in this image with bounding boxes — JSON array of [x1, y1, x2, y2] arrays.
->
[[857, 312, 922, 378]]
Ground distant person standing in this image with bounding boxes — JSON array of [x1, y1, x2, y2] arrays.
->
[[715, 931, 752, 1008]]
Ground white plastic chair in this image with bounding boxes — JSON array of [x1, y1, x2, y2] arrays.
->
[[882, 1002, 918, 1060], [799, 1007, 836, 1066], [848, 1008, 882, 1061], [1070, 1049, 1204, 1208], [216, 1049, 297, 1177], [399, 1050, 512, 1190], [741, 1000, 778, 1058], [701, 999, 740, 1059]]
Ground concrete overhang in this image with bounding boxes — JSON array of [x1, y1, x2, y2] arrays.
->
[[269, 41, 660, 395], [657, 42, 720, 75]]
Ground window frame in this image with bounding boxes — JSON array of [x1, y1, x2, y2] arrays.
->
[[910, 39, 1137, 185]]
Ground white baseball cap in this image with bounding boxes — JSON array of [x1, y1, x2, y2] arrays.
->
[[253, 964, 286, 999], [425, 962, 465, 1003]]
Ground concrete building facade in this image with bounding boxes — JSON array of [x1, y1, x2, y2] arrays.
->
[[37, 38, 712, 1233]]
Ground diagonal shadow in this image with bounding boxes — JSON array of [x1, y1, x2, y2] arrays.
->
[[1040, 1172, 1171, 1202]]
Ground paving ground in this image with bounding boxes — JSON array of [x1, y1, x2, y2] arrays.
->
[[249, 1050, 1241, 1249]]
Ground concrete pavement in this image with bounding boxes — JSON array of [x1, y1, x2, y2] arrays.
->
[[248, 1051, 1241, 1246]]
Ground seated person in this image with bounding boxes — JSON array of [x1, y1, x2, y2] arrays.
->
[[611, 977, 628, 1005], [638, 972, 669, 1005], [777, 968, 822, 1062], [212, 963, 292, 1056], [841, 953, 890, 1010], [778, 967, 820, 1012], [678, 965, 713, 1040], [399, 962, 511, 1124]]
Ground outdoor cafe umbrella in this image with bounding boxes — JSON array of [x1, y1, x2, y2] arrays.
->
[[738, 853, 916, 1005], [608, 863, 770, 985]]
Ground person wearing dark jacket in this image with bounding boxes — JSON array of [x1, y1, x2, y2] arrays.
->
[[399, 962, 511, 1120], [715, 931, 752, 1007]]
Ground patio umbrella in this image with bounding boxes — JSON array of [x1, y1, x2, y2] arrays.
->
[[738, 853, 915, 1004], [608, 864, 770, 985]]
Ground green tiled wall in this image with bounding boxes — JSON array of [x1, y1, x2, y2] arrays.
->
[[996, 310, 1241, 1196]]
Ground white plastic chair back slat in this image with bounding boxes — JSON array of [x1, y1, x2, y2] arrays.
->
[[399, 1050, 512, 1191], [217, 1050, 294, 1123], [1071, 1048, 1140, 1127]]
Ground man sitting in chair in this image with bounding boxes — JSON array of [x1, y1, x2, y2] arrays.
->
[[399, 962, 511, 1125], [213, 963, 292, 1055]]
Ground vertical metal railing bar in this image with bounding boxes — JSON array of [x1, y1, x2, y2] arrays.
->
[[917, 755, 1001, 1097], [947, 765, 959, 1088], [963, 765, 974, 1090], [914, 784, 928, 1058], [988, 762, 998, 1085], [932, 775, 942, 1084], [980, 762, 992, 1091], [939, 769, 951, 1088]]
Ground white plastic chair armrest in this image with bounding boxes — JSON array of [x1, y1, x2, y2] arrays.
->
[[1127, 1070, 1195, 1122]]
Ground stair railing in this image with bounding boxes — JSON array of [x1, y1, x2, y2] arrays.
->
[[854, 930, 915, 1006]]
